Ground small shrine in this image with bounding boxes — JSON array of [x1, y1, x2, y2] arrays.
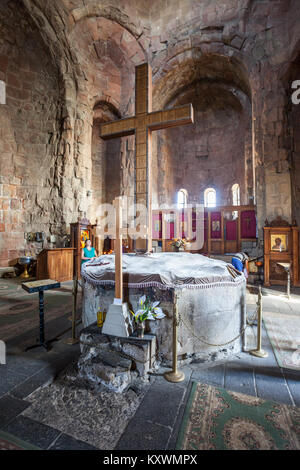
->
[[264, 217, 299, 287]]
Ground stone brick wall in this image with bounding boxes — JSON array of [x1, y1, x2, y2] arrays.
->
[[153, 82, 252, 207], [1, 0, 300, 266], [291, 102, 300, 227], [0, 0, 62, 266]]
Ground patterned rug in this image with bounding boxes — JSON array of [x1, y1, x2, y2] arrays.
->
[[0, 430, 40, 450], [177, 382, 300, 450], [263, 310, 300, 371]]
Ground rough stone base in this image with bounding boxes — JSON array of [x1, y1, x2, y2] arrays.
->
[[78, 324, 158, 393], [82, 283, 246, 366]]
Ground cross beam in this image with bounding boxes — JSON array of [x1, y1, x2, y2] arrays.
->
[[100, 63, 194, 251]]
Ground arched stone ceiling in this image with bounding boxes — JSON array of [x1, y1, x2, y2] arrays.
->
[[68, 15, 146, 112], [167, 81, 245, 114], [153, 53, 251, 110]]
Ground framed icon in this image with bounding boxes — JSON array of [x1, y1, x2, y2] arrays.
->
[[212, 220, 220, 232], [270, 233, 288, 252], [80, 229, 90, 248]]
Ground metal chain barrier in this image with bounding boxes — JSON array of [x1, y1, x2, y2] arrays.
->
[[178, 311, 248, 347], [177, 295, 259, 348], [163, 286, 266, 383]]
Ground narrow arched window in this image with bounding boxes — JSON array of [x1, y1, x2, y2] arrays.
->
[[204, 188, 216, 208], [232, 183, 240, 206], [177, 189, 188, 208]]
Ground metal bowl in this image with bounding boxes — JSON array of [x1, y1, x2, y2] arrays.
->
[[18, 256, 34, 266]]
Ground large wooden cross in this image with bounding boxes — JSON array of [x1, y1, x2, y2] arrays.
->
[[100, 63, 194, 251]]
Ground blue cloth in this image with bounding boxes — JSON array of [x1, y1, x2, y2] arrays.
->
[[231, 257, 243, 272], [81, 247, 96, 265]]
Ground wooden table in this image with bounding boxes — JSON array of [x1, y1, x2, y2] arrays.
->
[[22, 279, 60, 351]]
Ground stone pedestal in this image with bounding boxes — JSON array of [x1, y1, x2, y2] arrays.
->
[[82, 283, 246, 365], [78, 324, 157, 393]]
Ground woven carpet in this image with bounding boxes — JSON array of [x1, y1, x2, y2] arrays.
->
[[0, 430, 40, 450], [263, 310, 300, 371], [177, 382, 300, 450]]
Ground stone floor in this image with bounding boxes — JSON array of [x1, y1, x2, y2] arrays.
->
[[0, 277, 299, 450]]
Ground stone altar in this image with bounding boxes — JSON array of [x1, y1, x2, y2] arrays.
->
[[81, 253, 246, 365]]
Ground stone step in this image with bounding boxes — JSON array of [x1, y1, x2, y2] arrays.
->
[[78, 325, 157, 393], [91, 350, 132, 371], [78, 350, 132, 394]]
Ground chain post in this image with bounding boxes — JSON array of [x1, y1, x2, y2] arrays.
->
[[249, 285, 268, 358], [164, 291, 185, 383]]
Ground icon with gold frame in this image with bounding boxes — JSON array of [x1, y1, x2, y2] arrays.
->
[[270, 233, 288, 252]]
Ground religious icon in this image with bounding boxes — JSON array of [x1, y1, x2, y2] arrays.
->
[[80, 229, 90, 249], [212, 220, 220, 232], [270, 234, 287, 252]]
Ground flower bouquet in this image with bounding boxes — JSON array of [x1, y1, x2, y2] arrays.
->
[[169, 237, 188, 251], [131, 295, 165, 338]]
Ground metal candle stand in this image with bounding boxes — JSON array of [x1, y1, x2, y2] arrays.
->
[[64, 276, 79, 345]]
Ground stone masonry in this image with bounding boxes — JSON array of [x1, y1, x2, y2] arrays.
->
[[79, 324, 157, 393], [1, 0, 300, 265]]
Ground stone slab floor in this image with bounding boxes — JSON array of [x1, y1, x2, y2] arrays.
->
[[0, 277, 299, 450]]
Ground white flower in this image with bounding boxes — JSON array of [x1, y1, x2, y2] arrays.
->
[[147, 312, 156, 320], [153, 307, 165, 318], [134, 309, 144, 318], [132, 296, 165, 322]]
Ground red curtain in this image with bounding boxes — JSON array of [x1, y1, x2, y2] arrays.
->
[[241, 210, 256, 238]]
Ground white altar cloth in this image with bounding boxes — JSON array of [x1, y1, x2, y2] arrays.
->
[[81, 252, 245, 290]]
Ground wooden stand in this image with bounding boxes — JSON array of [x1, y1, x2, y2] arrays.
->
[[22, 280, 61, 352], [264, 217, 299, 287], [37, 248, 74, 282]]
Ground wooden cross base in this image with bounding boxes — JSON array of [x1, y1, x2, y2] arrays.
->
[[101, 301, 131, 338]]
